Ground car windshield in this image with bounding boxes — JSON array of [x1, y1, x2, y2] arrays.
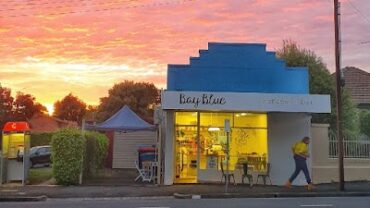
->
[[30, 147, 39, 155]]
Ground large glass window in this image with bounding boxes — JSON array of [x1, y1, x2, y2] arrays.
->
[[199, 112, 268, 171], [174, 111, 268, 183]]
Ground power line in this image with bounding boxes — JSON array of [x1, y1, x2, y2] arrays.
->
[[344, 0, 370, 45], [0, 0, 196, 18], [1, 0, 92, 6], [0, 0, 137, 11], [0, 0, 138, 12], [346, 0, 370, 23]]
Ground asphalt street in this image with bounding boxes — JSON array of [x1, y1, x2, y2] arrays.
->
[[1, 197, 370, 208]]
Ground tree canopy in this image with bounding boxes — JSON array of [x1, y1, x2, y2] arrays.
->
[[53, 93, 87, 124], [360, 110, 370, 137], [96, 80, 159, 123], [277, 40, 333, 95], [0, 85, 14, 128], [276, 40, 359, 137], [0, 85, 47, 128], [13, 92, 47, 121]]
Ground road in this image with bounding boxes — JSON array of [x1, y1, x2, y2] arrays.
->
[[1, 197, 370, 208]]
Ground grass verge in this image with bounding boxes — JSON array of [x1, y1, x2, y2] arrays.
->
[[28, 167, 53, 185]]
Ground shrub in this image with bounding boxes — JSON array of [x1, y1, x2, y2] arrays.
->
[[30, 132, 53, 147], [84, 131, 108, 178], [360, 110, 370, 137], [51, 128, 85, 185]]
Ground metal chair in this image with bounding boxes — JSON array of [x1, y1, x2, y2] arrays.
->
[[134, 160, 151, 182], [241, 163, 253, 186], [220, 160, 236, 185], [256, 163, 272, 185]]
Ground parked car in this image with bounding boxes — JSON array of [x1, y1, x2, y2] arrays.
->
[[29, 145, 52, 167]]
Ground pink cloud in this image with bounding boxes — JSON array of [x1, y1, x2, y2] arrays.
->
[[0, 0, 369, 105]]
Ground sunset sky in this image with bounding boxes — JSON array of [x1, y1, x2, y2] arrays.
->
[[0, 0, 369, 113]]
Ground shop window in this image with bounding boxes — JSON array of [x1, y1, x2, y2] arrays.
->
[[230, 128, 268, 171], [234, 113, 267, 128], [200, 112, 233, 128], [199, 113, 232, 170], [175, 112, 198, 126], [199, 112, 268, 172]]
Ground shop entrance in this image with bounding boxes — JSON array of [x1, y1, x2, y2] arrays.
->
[[174, 112, 198, 183], [174, 111, 268, 184]]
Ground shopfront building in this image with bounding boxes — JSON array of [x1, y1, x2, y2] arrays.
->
[[160, 43, 331, 185]]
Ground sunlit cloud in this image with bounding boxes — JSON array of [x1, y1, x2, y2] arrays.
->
[[1, 55, 167, 103], [0, 0, 369, 106]]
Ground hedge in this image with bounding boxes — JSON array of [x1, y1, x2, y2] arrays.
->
[[84, 131, 108, 178], [51, 128, 85, 185], [30, 132, 53, 147], [360, 110, 370, 137]]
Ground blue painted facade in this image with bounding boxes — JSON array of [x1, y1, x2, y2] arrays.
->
[[167, 42, 309, 94]]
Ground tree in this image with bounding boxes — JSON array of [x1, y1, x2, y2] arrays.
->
[[359, 110, 370, 137], [0, 85, 14, 128], [276, 40, 359, 137], [277, 40, 333, 95], [84, 105, 98, 124], [330, 90, 359, 138], [13, 92, 47, 121], [53, 93, 87, 124], [97, 80, 160, 123]]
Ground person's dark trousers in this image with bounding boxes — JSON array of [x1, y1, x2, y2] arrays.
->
[[289, 154, 312, 184]]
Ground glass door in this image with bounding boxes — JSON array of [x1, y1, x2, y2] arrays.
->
[[174, 112, 198, 183]]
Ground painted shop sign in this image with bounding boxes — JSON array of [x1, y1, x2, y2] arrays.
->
[[161, 91, 331, 113], [180, 93, 226, 108]]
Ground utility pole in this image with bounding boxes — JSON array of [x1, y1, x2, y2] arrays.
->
[[334, 0, 345, 191]]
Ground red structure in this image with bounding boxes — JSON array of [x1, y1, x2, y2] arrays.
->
[[3, 122, 30, 132]]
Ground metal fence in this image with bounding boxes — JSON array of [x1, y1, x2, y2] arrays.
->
[[329, 135, 370, 158]]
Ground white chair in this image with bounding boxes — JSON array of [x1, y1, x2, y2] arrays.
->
[[149, 162, 158, 183], [134, 160, 151, 182]]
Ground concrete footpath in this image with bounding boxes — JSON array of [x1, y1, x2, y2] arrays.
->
[[1, 182, 370, 202]]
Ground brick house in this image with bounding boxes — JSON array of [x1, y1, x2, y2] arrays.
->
[[340, 67, 370, 109], [28, 113, 77, 133]]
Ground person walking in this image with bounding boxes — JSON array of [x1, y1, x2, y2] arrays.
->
[[285, 136, 315, 191]]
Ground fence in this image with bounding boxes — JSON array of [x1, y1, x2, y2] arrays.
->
[[329, 135, 370, 158]]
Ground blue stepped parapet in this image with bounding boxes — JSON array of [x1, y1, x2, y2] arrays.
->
[[167, 42, 308, 94]]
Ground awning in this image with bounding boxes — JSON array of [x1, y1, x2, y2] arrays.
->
[[86, 106, 156, 131]]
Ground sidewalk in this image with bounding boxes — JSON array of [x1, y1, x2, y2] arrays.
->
[[1, 181, 370, 201]]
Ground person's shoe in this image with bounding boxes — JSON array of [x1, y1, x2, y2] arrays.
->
[[285, 181, 292, 189], [306, 183, 316, 191]]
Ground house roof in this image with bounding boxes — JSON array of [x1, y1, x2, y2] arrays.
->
[[341, 67, 370, 107], [28, 114, 77, 133], [86, 105, 155, 131]]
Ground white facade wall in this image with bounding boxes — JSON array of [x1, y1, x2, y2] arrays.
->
[[268, 113, 312, 186], [163, 111, 175, 185]]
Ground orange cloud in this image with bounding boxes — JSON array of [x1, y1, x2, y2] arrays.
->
[[0, 0, 369, 106]]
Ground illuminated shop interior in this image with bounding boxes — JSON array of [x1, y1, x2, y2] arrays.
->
[[174, 112, 268, 183]]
